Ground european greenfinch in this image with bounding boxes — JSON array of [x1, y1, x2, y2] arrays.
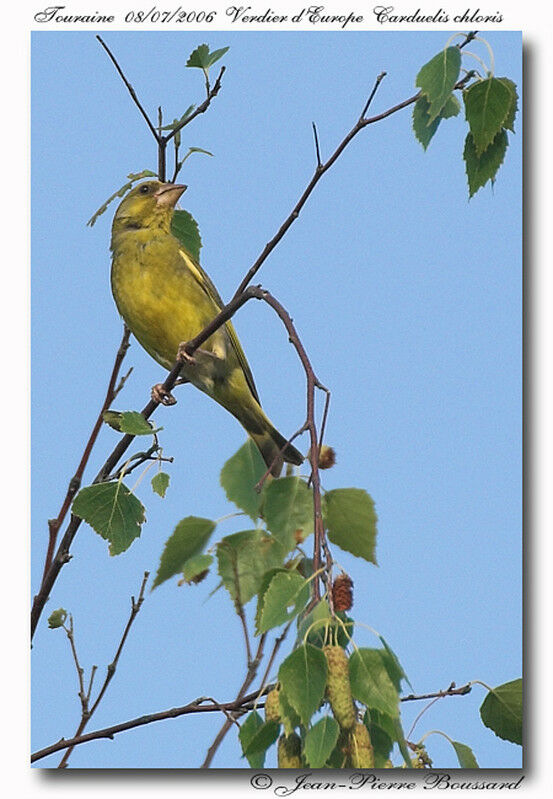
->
[[110, 180, 303, 475]]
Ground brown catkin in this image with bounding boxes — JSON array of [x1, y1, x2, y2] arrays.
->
[[323, 645, 356, 730], [349, 722, 374, 768], [264, 687, 281, 722], [332, 574, 354, 612], [277, 733, 302, 768]]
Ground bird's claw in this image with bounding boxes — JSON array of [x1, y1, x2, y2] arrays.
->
[[151, 383, 177, 406], [177, 343, 197, 366]]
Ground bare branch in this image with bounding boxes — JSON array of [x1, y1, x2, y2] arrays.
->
[[96, 36, 160, 142], [32, 680, 471, 764], [56, 573, 149, 768]]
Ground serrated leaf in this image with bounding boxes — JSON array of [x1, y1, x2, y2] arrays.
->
[[238, 711, 266, 768], [364, 709, 395, 768], [186, 44, 229, 71], [171, 209, 202, 263], [303, 716, 340, 768], [324, 488, 377, 564], [255, 568, 288, 632], [257, 571, 309, 633], [151, 471, 170, 498], [220, 440, 267, 520], [412, 96, 441, 150], [349, 648, 400, 718], [182, 553, 213, 583], [497, 77, 518, 133], [278, 644, 327, 727], [72, 482, 145, 556], [119, 411, 158, 436], [479, 678, 522, 745], [279, 689, 302, 735], [412, 93, 460, 151], [416, 46, 461, 123], [153, 516, 215, 588], [296, 599, 332, 647], [451, 740, 479, 768], [205, 46, 229, 68], [242, 720, 280, 759], [264, 476, 314, 551], [217, 530, 284, 606], [464, 129, 508, 198], [378, 635, 411, 691], [464, 77, 514, 157]]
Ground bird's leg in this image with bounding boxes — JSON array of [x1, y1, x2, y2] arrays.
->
[[151, 377, 188, 406], [151, 384, 178, 405]]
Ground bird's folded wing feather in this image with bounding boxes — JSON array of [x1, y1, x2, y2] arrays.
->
[[178, 248, 261, 404]]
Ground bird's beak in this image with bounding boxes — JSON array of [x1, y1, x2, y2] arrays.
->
[[154, 183, 187, 208]]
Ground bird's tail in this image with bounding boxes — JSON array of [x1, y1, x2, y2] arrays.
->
[[250, 426, 304, 477]]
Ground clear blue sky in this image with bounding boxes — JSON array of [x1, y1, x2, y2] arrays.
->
[[31, 30, 522, 769]]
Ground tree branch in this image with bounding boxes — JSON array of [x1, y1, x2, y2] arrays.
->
[[57, 572, 149, 768], [32, 679, 471, 764]]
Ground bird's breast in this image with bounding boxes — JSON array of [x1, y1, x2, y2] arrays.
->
[[111, 232, 222, 369]]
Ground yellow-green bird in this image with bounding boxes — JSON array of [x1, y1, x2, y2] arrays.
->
[[110, 180, 303, 475]]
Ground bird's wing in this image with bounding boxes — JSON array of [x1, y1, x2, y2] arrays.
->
[[178, 248, 261, 405]]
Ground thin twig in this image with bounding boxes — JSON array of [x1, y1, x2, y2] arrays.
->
[[360, 71, 387, 120], [32, 679, 471, 764], [57, 573, 149, 768], [312, 122, 322, 168], [64, 616, 87, 715], [201, 634, 266, 768], [38, 326, 131, 588], [256, 622, 294, 698], [96, 36, 160, 142]]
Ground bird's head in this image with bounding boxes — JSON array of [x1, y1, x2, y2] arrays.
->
[[111, 181, 187, 237]]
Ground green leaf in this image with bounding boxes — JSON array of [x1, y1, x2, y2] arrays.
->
[[349, 648, 400, 718], [151, 472, 170, 498], [303, 716, 340, 768], [296, 599, 332, 647], [256, 571, 309, 633], [378, 635, 411, 691], [220, 440, 267, 520], [47, 608, 67, 629], [186, 43, 229, 71], [264, 476, 314, 551], [255, 568, 288, 632], [238, 711, 266, 768], [451, 740, 479, 768], [153, 516, 215, 588], [415, 46, 461, 123], [412, 94, 460, 151], [87, 170, 157, 227], [497, 77, 518, 133], [278, 644, 327, 727], [464, 129, 508, 198], [279, 689, 302, 735], [102, 410, 123, 430], [118, 411, 158, 436], [364, 709, 395, 768], [324, 488, 377, 564], [479, 678, 522, 745], [242, 720, 280, 759], [217, 530, 284, 606], [412, 96, 441, 150], [182, 553, 213, 583], [171, 209, 202, 263], [464, 77, 514, 157], [72, 482, 146, 556]]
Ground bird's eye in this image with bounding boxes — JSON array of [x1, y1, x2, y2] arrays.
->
[[139, 184, 150, 194]]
